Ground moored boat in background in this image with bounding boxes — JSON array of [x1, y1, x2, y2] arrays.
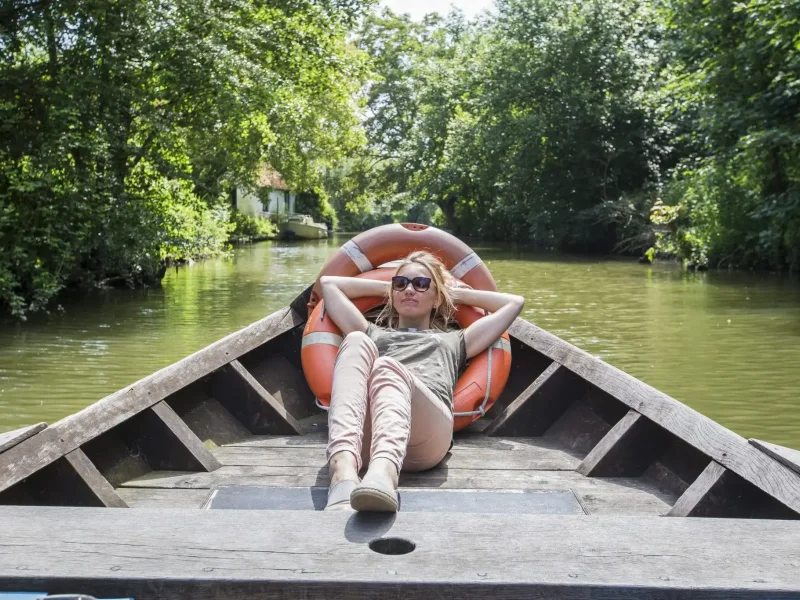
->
[[279, 214, 328, 239]]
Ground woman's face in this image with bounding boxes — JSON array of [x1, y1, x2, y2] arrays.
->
[[392, 264, 438, 321]]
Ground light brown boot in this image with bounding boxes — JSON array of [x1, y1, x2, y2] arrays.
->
[[350, 457, 400, 512]]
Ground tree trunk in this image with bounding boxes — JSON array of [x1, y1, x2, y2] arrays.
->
[[437, 194, 457, 233]]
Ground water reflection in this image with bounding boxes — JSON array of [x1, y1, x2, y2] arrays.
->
[[1, 236, 799, 448]]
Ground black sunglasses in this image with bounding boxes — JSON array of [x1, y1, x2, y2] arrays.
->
[[391, 276, 432, 292]]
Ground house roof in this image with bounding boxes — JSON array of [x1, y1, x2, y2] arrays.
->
[[257, 165, 290, 191]]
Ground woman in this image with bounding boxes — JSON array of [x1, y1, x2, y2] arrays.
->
[[320, 250, 524, 512]]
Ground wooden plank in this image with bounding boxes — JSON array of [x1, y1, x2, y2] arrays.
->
[[489, 338, 555, 416], [122, 465, 674, 516], [227, 433, 578, 452], [238, 339, 318, 420], [540, 387, 623, 457], [0, 423, 46, 454], [0, 307, 303, 494], [210, 360, 302, 436], [167, 392, 252, 448], [150, 401, 222, 472], [639, 436, 712, 498], [204, 485, 584, 514], [577, 410, 673, 477], [212, 444, 580, 471], [485, 362, 580, 437], [509, 318, 800, 515], [0, 506, 799, 599], [749, 439, 800, 476], [296, 411, 327, 435], [115, 487, 209, 509], [63, 448, 128, 508], [578, 411, 644, 476], [667, 461, 726, 517], [225, 432, 329, 448]]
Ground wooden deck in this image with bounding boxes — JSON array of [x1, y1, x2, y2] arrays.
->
[[1, 505, 799, 599], [115, 415, 677, 516]]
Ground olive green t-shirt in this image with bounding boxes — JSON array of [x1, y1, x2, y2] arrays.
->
[[365, 324, 467, 411]]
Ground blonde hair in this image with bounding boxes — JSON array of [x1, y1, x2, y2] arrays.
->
[[377, 251, 456, 331]]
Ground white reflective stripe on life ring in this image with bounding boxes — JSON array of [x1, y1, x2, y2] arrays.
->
[[301, 332, 344, 348], [450, 252, 483, 280], [491, 338, 512, 353], [341, 239, 374, 273]]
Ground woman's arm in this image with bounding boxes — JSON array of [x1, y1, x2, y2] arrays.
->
[[319, 276, 390, 336], [451, 287, 525, 359]]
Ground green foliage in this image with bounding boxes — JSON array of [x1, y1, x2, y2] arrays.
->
[[326, 2, 668, 248], [652, 0, 800, 270], [0, 0, 369, 317], [323, 0, 798, 272], [4, 0, 798, 320], [229, 211, 278, 242], [295, 189, 339, 231]]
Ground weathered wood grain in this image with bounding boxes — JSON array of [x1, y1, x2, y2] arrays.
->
[[489, 338, 555, 416], [227, 433, 578, 452], [212, 444, 580, 471], [578, 411, 644, 476], [639, 436, 712, 498], [0, 307, 302, 494], [150, 402, 221, 472], [63, 448, 128, 508], [78, 403, 220, 485], [577, 410, 674, 477], [749, 438, 800, 476], [0, 506, 798, 599], [224, 432, 330, 448], [238, 334, 318, 421], [485, 363, 581, 437], [295, 411, 328, 435], [167, 391, 251, 447], [667, 461, 726, 517], [510, 318, 800, 515], [540, 387, 623, 457], [0, 453, 126, 508], [122, 465, 674, 516], [115, 487, 210, 509], [210, 360, 302, 435], [0, 423, 46, 454]]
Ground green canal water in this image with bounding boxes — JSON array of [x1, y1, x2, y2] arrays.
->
[[1, 236, 799, 448]]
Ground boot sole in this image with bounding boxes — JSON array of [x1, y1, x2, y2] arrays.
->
[[350, 485, 399, 512]]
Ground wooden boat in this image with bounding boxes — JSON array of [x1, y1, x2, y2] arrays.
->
[[279, 214, 329, 239], [1, 284, 799, 599]]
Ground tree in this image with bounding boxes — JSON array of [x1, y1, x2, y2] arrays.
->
[[654, 0, 800, 270], [0, 0, 370, 316]]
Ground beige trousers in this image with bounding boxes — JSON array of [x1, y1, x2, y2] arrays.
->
[[326, 331, 453, 472]]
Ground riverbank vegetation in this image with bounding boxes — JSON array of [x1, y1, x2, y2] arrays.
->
[[0, 0, 367, 317], [2, 0, 798, 317], [329, 0, 799, 274]]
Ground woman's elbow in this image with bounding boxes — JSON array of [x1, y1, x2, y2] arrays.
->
[[510, 294, 525, 311]]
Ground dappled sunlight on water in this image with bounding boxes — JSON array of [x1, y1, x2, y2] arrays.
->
[[1, 236, 799, 448]]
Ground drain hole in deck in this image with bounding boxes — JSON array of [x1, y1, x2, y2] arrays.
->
[[369, 537, 415, 555]]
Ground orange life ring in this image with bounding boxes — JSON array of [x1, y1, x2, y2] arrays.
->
[[306, 223, 498, 316], [301, 268, 512, 431]]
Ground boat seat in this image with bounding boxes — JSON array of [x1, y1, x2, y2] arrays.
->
[[201, 484, 584, 514]]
